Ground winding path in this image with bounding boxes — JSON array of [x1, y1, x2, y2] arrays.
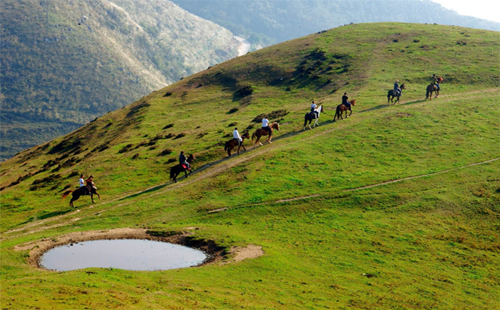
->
[[2, 89, 499, 238]]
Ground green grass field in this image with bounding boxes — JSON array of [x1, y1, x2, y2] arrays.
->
[[1, 23, 499, 309]]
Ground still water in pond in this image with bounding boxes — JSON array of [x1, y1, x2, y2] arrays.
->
[[39, 239, 207, 271]]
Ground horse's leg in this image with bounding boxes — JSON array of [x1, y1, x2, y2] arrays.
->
[[90, 193, 95, 204], [349, 108, 352, 116], [70, 192, 79, 207], [227, 145, 232, 156]]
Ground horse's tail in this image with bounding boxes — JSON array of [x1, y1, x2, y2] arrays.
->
[[62, 190, 73, 199], [334, 105, 340, 120], [224, 141, 229, 152], [425, 86, 430, 98], [251, 131, 256, 141]]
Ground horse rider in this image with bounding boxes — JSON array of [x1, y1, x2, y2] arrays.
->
[[342, 92, 351, 109], [86, 175, 96, 194], [394, 80, 401, 96], [79, 174, 85, 188], [179, 151, 190, 171], [233, 127, 242, 145], [432, 74, 441, 91], [310, 100, 319, 119], [262, 116, 272, 137]]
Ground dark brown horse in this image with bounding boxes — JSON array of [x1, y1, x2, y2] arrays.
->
[[426, 76, 444, 100], [170, 154, 195, 183], [333, 99, 356, 121], [387, 84, 406, 104], [62, 185, 101, 208], [224, 131, 250, 156], [251, 122, 280, 148]]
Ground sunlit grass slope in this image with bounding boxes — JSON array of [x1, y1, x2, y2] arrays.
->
[[1, 23, 499, 309]]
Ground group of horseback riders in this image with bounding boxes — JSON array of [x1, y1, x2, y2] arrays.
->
[[231, 115, 273, 148], [394, 74, 442, 96]]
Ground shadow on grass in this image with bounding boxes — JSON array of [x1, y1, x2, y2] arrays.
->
[[15, 209, 75, 227], [119, 183, 170, 201]]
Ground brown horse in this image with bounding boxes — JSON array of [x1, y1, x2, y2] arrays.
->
[[224, 131, 250, 156], [426, 76, 444, 100], [387, 84, 406, 104], [170, 154, 195, 183], [333, 99, 356, 121], [62, 185, 101, 208], [251, 122, 280, 148]]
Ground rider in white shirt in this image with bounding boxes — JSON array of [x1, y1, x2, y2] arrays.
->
[[262, 116, 271, 136], [310, 100, 318, 118], [233, 127, 242, 145], [79, 175, 85, 187]]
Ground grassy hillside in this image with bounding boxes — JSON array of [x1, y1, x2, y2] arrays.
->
[[1, 23, 499, 309], [172, 0, 500, 47], [0, 0, 238, 160]]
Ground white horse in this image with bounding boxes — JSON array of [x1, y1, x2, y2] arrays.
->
[[303, 105, 323, 130]]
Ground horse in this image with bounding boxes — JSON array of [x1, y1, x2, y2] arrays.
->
[[170, 154, 195, 183], [224, 131, 250, 156], [387, 84, 406, 104], [62, 185, 101, 208], [251, 122, 280, 148], [333, 100, 356, 121], [303, 105, 324, 130], [425, 76, 444, 100]]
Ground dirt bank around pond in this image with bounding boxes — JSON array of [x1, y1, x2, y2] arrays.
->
[[14, 228, 263, 270]]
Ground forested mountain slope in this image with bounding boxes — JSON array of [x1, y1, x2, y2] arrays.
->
[[172, 0, 500, 48], [0, 0, 238, 160]]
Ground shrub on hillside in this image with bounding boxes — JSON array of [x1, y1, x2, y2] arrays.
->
[[159, 149, 173, 156], [233, 85, 253, 99]]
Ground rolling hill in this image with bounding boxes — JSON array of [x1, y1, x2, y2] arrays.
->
[[171, 0, 500, 48], [1, 23, 499, 309], [0, 0, 238, 160]]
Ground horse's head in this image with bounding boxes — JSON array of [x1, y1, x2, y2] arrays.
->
[[401, 84, 406, 89], [437, 77, 443, 83], [242, 131, 250, 139], [187, 154, 196, 162], [319, 105, 324, 113], [272, 122, 280, 131], [350, 99, 356, 106]]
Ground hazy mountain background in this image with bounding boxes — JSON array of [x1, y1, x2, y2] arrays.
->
[[2, 0, 500, 161], [0, 0, 238, 160], [171, 0, 500, 48]]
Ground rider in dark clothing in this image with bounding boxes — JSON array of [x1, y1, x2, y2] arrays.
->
[[394, 80, 401, 96], [342, 93, 351, 109], [179, 151, 190, 170], [432, 74, 440, 91]]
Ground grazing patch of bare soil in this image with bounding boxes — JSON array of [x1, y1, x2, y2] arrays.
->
[[229, 244, 265, 262], [14, 228, 262, 270]]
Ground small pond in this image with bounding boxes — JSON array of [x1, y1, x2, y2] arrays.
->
[[39, 239, 207, 271]]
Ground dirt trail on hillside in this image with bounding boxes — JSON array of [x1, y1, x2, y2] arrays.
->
[[3, 89, 499, 239]]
